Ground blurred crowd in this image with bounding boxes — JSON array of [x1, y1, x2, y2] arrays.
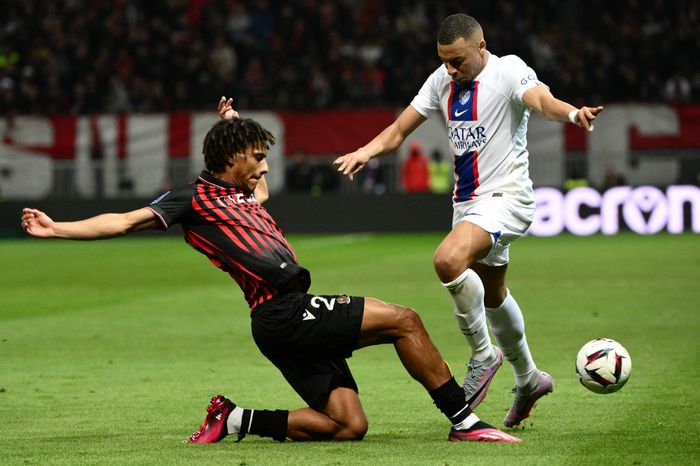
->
[[1, 0, 698, 115]]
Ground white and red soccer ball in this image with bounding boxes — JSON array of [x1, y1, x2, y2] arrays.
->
[[576, 338, 632, 394]]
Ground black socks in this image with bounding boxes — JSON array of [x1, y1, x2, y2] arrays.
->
[[240, 409, 289, 442], [429, 377, 473, 426]]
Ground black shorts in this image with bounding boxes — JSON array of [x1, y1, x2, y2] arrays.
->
[[251, 292, 365, 410]]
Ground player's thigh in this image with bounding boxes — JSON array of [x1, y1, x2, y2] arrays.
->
[[434, 221, 493, 272], [356, 297, 423, 348], [448, 196, 534, 271], [252, 292, 364, 360]]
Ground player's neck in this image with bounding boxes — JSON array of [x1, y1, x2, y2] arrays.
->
[[476, 51, 489, 78], [211, 170, 243, 190]]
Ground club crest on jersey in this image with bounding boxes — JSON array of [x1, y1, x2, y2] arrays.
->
[[449, 81, 479, 121]]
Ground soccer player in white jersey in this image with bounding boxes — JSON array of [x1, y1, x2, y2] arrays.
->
[[334, 14, 603, 428]]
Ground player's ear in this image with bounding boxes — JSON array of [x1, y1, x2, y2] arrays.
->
[[227, 152, 242, 167]]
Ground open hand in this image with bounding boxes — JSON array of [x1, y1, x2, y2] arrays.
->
[[333, 150, 371, 181]]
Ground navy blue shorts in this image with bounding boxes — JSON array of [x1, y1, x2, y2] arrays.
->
[[251, 292, 365, 410]]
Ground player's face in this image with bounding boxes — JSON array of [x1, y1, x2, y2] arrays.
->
[[438, 37, 486, 85], [228, 144, 269, 193]]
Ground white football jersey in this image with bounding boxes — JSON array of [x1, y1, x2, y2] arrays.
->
[[410, 52, 543, 203]]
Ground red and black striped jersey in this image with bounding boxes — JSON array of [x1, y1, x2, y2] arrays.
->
[[147, 171, 311, 309]]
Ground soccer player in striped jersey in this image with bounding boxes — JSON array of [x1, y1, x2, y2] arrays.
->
[[334, 14, 604, 427], [20, 105, 520, 444]]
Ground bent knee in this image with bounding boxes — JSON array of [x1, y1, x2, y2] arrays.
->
[[394, 306, 424, 334], [335, 418, 368, 441], [347, 419, 368, 440], [433, 249, 469, 282], [432, 249, 453, 274]]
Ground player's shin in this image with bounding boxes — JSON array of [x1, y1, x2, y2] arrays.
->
[[485, 292, 538, 389], [442, 268, 494, 361], [229, 408, 289, 442], [429, 377, 478, 429]]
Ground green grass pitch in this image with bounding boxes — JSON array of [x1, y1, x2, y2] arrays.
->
[[1, 232, 698, 465]]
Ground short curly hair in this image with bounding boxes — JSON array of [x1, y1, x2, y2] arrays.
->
[[202, 119, 276, 173], [437, 14, 483, 45]]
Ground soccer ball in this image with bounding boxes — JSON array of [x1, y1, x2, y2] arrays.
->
[[575, 338, 631, 394]]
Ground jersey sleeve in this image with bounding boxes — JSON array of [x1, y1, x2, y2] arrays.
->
[[410, 66, 444, 118], [500, 55, 546, 103], [145, 184, 195, 230]]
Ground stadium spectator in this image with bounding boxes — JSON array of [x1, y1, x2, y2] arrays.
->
[[429, 149, 452, 194], [334, 13, 604, 428], [359, 158, 386, 195], [285, 150, 340, 195], [284, 150, 314, 194], [19, 100, 522, 445], [601, 166, 627, 191], [1, 0, 698, 115], [664, 72, 692, 104], [400, 142, 430, 192]]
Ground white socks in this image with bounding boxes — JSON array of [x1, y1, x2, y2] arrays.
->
[[226, 406, 245, 435], [443, 269, 539, 390], [485, 292, 538, 389], [442, 268, 494, 362]]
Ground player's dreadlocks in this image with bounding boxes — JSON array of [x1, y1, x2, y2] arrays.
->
[[203, 118, 276, 173], [437, 14, 482, 45]]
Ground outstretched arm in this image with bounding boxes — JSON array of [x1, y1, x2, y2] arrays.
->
[[21, 207, 159, 240], [523, 85, 603, 132], [333, 106, 426, 180]]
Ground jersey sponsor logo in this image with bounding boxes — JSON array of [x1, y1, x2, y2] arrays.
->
[[519, 74, 538, 86], [302, 309, 316, 320], [214, 193, 257, 208], [449, 126, 487, 153]]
